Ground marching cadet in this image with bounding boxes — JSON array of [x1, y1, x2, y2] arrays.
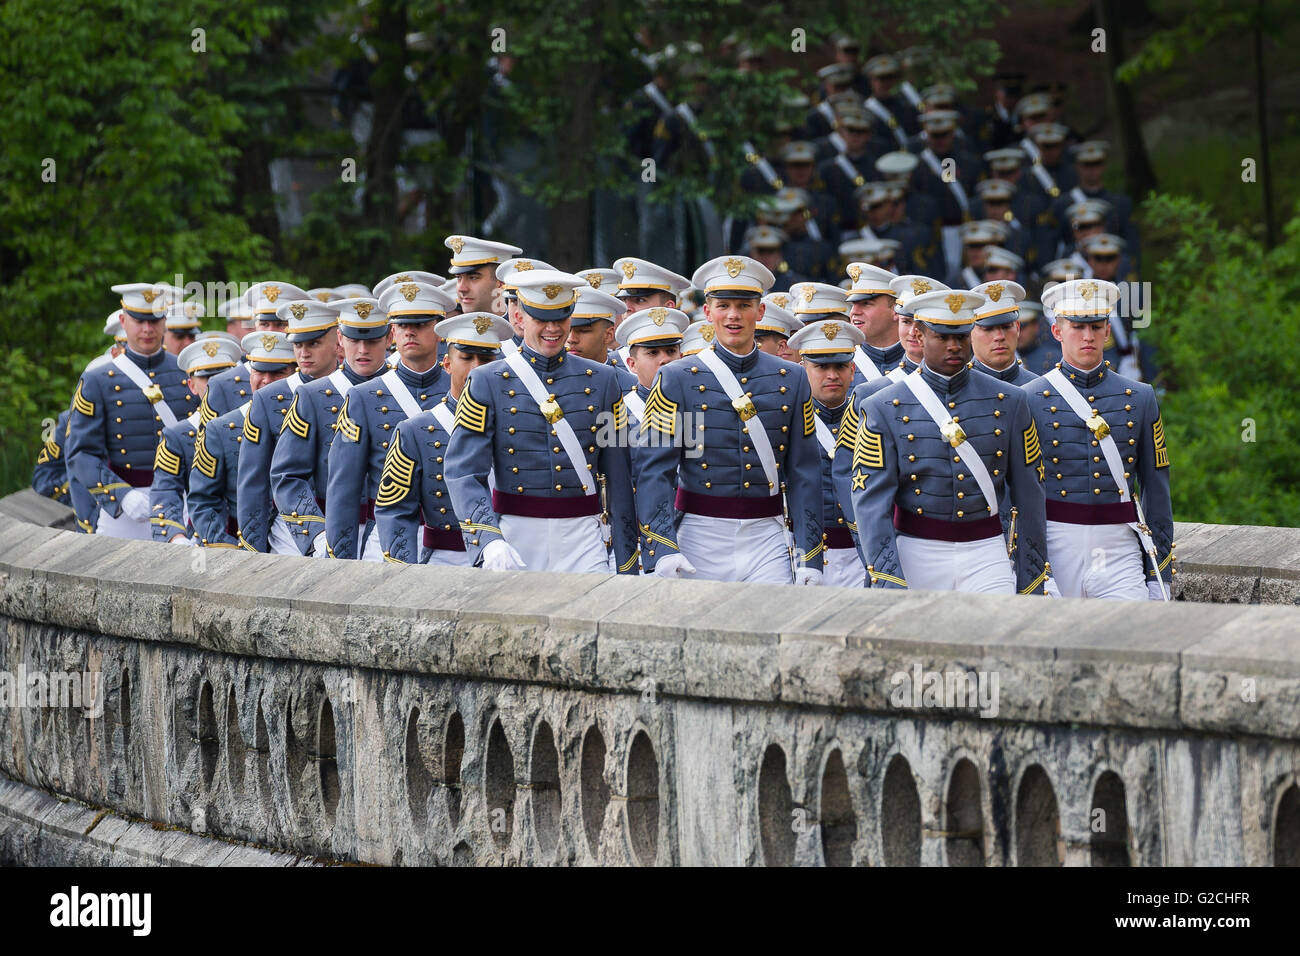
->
[[679, 319, 714, 356], [202, 282, 309, 425], [444, 270, 639, 574], [163, 298, 203, 355], [843, 262, 904, 384], [754, 293, 803, 362], [270, 295, 391, 556], [576, 267, 622, 295], [326, 284, 456, 560], [981, 246, 1026, 285], [863, 54, 918, 144], [150, 336, 243, 543], [911, 110, 983, 275], [968, 280, 1036, 386], [190, 333, 297, 548], [236, 298, 338, 553], [375, 312, 513, 565], [745, 226, 806, 295], [1023, 122, 1077, 201], [832, 273, 948, 558], [445, 235, 523, 316], [1050, 141, 1138, 257], [848, 289, 1052, 594], [66, 283, 196, 539], [611, 256, 690, 363], [372, 270, 446, 299], [787, 318, 868, 587], [615, 306, 690, 436], [565, 285, 637, 388], [1014, 300, 1059, 375], [1026, 279, 1173, 600], [634, 256, 824, 583], [308, 288, 338, 303], [497, 257, 558, 351], [816, 108, 878, 225], [220, 294, 252, 340], [32, 409, 72, 506]]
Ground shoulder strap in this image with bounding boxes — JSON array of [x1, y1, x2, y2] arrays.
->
[[696, 347, 780, 495], [827, 131, 848, 155], [813, 413, 836, 460], [835, 154, 864, 187], [286, 371, 303, 394], [113, 353, 179, 429], [858, 224, 878, 242], [503, 350, 597, 495], [865, 97, 909, 149], [853, 346, 884, 381], [963, 266, 981, 287], [429, 400, 456, 436], [901, 371, 998, 516], [920, 149, 969, 214], [899, 81, 923, 109], [380, 368, 424, 419], [886, 366, 907, 382], [624, 387, 646, 424], [328, 369, 355, 398], [1070, 186, 1087, 205], [743, 141, 783, 189]]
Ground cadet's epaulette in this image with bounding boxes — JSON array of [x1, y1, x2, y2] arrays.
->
[[453, 388, 488, 433], [154, 438, 182, 476], [802, 397, 816, 437], [282, 393, 310, 439], [242, 414, 261, 445], [641, 381, 677, 437], [199, 392, 217, 426], [72, 380, 95, 417], [853, 424, 884, 471], [375, 431, 416, 508], [193, 431, 218, 479], [836, 400, 859, 451], [335, 396, 361, 443]]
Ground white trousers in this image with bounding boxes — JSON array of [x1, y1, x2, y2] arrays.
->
[[360, 523, 383, 563], [268, 516, 298, 555], [823, 546, 866, 588], [96, 509, 153, 541], [896, 533, 1015, 593], [500, 513, 609, 574], [1045, 520, 1147, 600], [676, 513, 792, 583], [424, 547, 475, 567]]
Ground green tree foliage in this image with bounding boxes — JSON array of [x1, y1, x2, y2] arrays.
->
[[1139, 194, 1300, 526]]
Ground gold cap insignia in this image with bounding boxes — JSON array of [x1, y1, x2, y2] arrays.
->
[[724, 257, 745, 279], [911, 279, 932, 296], [202, 341, 220, 357], [290, 303, 308, 320], [473, 315, 492, 334], [701, 324, 715, 342], [140, 289, 159, 305], [822, 323, 839, 340], [986, 283, 1004, 302], [448, 237, 465, 254], [394, 274, 411, 282], [264, 285, 281, 303], [515, 260, 533, 271], [260, 334, 278, 352], [542, 283, 563, 300], [1079, 281, 1098, 301], [620, 261, 637, 280], [847, 264, 862, 282], [649, 307, 667, 326], [585, 274, 603, 289], [802, 285, 816, 303], [944, 293, 965, 314], [354, 302, 374, 320], [400, 283, 420, 302], [770, 294, 789, 309], [315, 292, 332, 301]]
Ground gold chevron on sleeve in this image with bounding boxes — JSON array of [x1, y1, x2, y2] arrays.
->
[[640, 381, 677, 436], [335, 396, 360, 443], [836, 399, 859, 452], [1152, 415, 1168, 468], [1023, 420, 1041, 465], [199, 392, 217, 426], [154, 438, 182, 475], [802, 397, 815, 437], [375, 431, 416, 508], [852, 425, 885, 471], [242, 413, 261, 445], [192, 431, 218, 479], [72, 380, 95, 417], [612, 397, 627, 432], [453, 387, 488, 433], [282, 393, 310, 439]]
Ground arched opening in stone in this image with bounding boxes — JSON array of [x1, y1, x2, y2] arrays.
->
[[406, 707, 431, 829], [318, 697, 340, 824], [626, 731, 660, 866], [945, 758, 985, 867], [881, 753, 922, 866], [226, 687, 246, 795], [284, 695, 308, 812], [197, 680, 218, 793], [484, 718, 515, 848], [1015, 764, 1062, 866], [444, 711, 465, 829], [758, 743, 796, 867], [580, 725, 609, 859], [1275, 783, 1300, 867], [1090, 771, 1131, 867], [819, 748, 856, 866], [120, 669, 132, 753], [254, 697, 272, 816], [530, 721, 562, 859]]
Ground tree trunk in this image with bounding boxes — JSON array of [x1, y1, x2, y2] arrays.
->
[[543, 0, 600, 267], [1096, 0, 1158, 198], [1254, 0, 1276, 247], [362, 0, 409, 264]]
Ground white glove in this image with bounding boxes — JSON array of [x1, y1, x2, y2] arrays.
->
[[310, 531, 329, 557], [120, 489, 151, 521], [1147, 580, 1169, 601], [653, 553, 696, 578], [482, 539, 528, 571], [1044, 577, 1062, 599], [794, 567, 823, 586], [1118, 354, 1142, 381], [169, 533, 193, 546]]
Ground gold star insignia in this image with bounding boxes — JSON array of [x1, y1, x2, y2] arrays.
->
[[851, 470, 868, 491]]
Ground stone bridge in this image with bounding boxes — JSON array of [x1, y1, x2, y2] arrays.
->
[[0, 488, 1297, 866]]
